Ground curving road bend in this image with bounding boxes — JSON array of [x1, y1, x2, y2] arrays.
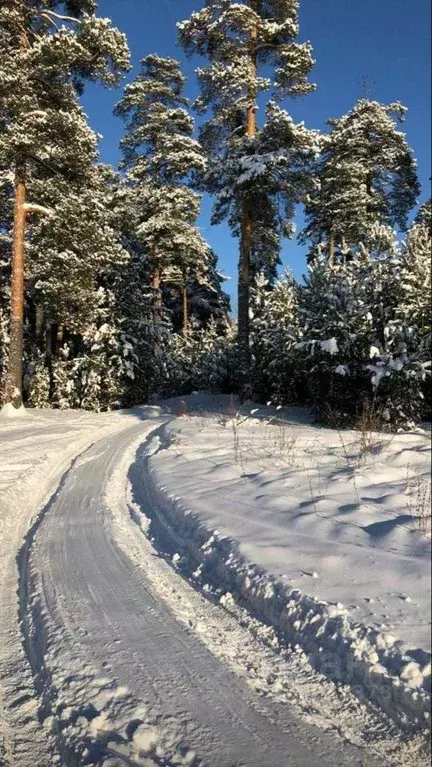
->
[[23, 417, 381, 767]]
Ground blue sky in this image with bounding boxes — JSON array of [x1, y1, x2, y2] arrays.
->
[[82, 0, 431, 309]]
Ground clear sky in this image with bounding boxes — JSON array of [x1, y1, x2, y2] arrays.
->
[[82, 0, 431, 310]]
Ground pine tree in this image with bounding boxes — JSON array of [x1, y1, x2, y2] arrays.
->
[[0, 0, 130, 409], [0, 238, 10, 397], [300, 100, 420, 265], [414, 197, 432, 230], [114, 55, 209, 326], [28, 164, 157, 412], [187, 250, 231, 331], [178, 0, 316, 382], [28, 161, 128, 337], [399, 204, 431, 362]]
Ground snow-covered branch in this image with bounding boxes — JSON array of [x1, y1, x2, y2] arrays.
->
[[40, 10, 81, 25], [23, 203, 54, 216]]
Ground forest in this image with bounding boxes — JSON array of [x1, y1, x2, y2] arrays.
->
[[0, 0, 430, 429]]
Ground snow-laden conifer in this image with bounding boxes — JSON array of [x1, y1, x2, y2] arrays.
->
[[297, 224, 429, 427], [162, 251, 231, 335], [179, 0, 316, 380], [0, 0, 130, 409], [300, 100, 420, 265], [399, 203, 431, 366], [115, 55, 212, 330]]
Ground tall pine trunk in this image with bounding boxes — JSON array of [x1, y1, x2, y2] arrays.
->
[[5, 164, 27, 408], [35, 304, 44, 346], [328, 221, 335, 267], [4, 21, 28, 410], [238, 0, 258, 388], [182, 286, 189, 337], [152, 265, 162, 325]]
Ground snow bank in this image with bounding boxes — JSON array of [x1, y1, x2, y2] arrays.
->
[[144, 411, 431, 733], [0, 402, 27, 419]]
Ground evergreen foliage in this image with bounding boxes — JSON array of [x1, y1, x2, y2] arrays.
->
[[114, 54, 215, 330], [178, 0, 316, 373], [157, 321, 237, 398], [0, 0, 131, 407], [0, 1, 428, 428], [300, 100, 420, 264], [162, 251, 231, 334], [250, 270, 300, 403], [295, 224, 430, 428]]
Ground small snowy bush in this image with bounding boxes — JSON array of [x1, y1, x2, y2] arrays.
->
[[156, 322, 237, 398], [26, 357, 51, 409]]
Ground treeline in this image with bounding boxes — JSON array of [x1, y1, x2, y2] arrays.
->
[[0, 1, 430, 428]]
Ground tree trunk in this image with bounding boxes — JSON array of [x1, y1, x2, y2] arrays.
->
[[328, 221, 335, 268], [35, 304, 44, 346], [56, 324, 64, 353], [238, 202, 252, 374], [4, 20, 28, 410], [182, 286, 189, 337], [152, 266, 162, 325], [4, 165, 27, 408], [45, 319, 55, 401], [237, 0, 259, 387]]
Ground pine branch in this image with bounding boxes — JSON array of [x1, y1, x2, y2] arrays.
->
[[23, 203, 53, 216], [40, 10, 81, 26], [255, 43, 282, 53]]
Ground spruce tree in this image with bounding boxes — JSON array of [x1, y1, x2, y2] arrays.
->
[[178, 0, 316, 382], [0, 0, 130, 409], [187, 250, 231, 331], [23, 161, 139, 410], [250, 269, 300, 403], [114, 55, 209, 326], [296, 223, 428, 428], [300, 100, 420, 265]]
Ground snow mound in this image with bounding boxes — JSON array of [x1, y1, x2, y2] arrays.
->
[[0, 402, 27, 419]]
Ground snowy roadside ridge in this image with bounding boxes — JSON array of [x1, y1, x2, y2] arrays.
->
[[145, 427, 431, 736]]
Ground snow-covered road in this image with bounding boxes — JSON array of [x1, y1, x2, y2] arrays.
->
[[13, 416, 383, 767], [0, 403, 429, 766]]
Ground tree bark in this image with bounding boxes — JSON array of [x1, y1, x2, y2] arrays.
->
[[238, 0, 259, 387], [328, 221, 335, 268], [4, 165, 27, 408], [182, 286, 189, 337], [56, 324, 64, 353], [152, 266, 162, 325], [4, 18, 28, 409], [35, 304, 44, 345]]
